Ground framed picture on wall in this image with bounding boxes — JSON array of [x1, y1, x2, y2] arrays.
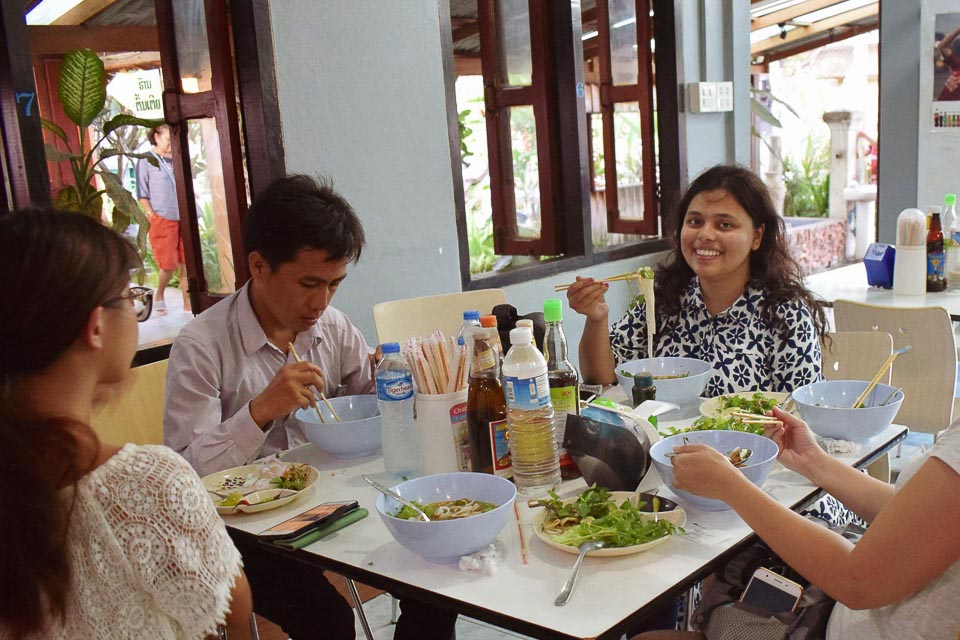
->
[[931, 10, 960, 128]]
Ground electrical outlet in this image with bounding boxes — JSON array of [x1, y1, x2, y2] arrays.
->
[[716, 82, 734, 112], [688, 82, 717, 113]]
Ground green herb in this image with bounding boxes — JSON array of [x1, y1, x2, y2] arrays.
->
[[663, 415, 765, 436], [394, 498, 498, 521], [540, 486, 681, 549], [718, 391, 778, 415], [269, 464, 310, 491]]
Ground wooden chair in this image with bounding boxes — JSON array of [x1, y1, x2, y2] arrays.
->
[[833, 301, 957, 478], [821, 331, 894, 480], [373, 288, 506, 344]]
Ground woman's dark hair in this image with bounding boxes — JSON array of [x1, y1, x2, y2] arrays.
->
[[243, 174, 366, 268], [655, 164, 827, 340], [0, 209, 137, 636], [147, 124, 169, 146]]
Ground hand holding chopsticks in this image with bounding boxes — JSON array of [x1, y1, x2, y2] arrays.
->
[[851, 345, 911, 409], [288, 342, 341, 422]]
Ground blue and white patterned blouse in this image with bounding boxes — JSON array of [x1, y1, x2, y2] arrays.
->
[[609, 278, 822, 397]]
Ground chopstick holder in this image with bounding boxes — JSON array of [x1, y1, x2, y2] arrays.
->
[[271, 508, 369, 550]]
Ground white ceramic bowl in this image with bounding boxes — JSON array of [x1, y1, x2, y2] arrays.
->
[[293, 394, 381, 458], [791, 380, 903, 442], [374, 472, 517, 563], [650, 430, 779, 511], [616, 357, 714, 406]]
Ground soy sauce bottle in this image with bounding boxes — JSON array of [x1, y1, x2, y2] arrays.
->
[[928, 207, 947, 292]]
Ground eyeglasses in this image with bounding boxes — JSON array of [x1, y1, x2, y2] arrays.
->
[[103, 286, 153, 312]]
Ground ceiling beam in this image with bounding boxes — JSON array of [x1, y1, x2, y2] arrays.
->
[[759, 17, 878, 63], [51, 0, 119, 25], [750, 3, 877, 55], [752, 0, 847, 31], [29, 25, 158, 55]]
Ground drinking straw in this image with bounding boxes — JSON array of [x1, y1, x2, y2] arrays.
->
[[288, 343, 341, 422]]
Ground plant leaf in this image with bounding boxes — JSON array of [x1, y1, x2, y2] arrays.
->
[[102, 114, 164, 137], [98, 150, 159, 167], [58, 49, 106, 129], [96, 170, 151, 258], [45, 143, 79, 163], [54, 185, 81, 211], [750, 97, 783, 128], [41, 118, 68, 144]]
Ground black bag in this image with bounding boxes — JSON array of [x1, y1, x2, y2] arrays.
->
[[692, 542, 835, 640], [692, 527, 842, 640], [491, 304, 546, 351]]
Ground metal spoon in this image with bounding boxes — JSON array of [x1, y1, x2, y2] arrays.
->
[[555, 540, 605, 606], [362, 475, 431, 522]]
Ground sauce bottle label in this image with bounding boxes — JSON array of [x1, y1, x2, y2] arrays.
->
[[450, 402, 472, 472], [550, 386, 578, 415], [503, 373, 551, 410], [470, 347, 496, 375], [928, 252, 946, 277], [488, 419, 512, 477]]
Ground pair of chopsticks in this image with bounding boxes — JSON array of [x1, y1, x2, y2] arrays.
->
[[851, 345, 912, 409], [728, 410, 782, 426], [513, 501, 528, 565], [288, 343, 341, 423], [554, 271, 640, 292]]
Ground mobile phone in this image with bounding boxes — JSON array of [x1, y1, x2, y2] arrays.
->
[[257, 501, 359, 541], [739, 567, 804, 613]]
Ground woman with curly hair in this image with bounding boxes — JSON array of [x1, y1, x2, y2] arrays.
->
[[569, 164, 826, 396]]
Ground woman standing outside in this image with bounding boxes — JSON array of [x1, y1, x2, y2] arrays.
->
[[568, 164, 825, 396], [0, 210, 250, 638]]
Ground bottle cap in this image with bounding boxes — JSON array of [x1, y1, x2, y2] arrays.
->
[[632, 371, 654, 388], [947, 194, 957, 206], [480, 314, 498, 328], [509, 327, 533, 345], [463, 310, 481, 322], [381, 342, 400, 354], [928, 205, 943, 215], [516, 319, 534, 329], [543, 299, 563, 322]]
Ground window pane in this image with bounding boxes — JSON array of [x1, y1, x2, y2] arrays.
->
[[609, 0, 638, 86], [187, 119, 236, 293], [457, 76, 496, 274], [509, 106, 540, 239], [174, 0, 213, 93], [498, 0, 532, 86], [613, 103, 644, 220]]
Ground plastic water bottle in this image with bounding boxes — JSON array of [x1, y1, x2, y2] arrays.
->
[[458, 310, 482, 349], [376, 342, 420, 480], [502, 327, 559, 496], [945, 194, 960, 291]]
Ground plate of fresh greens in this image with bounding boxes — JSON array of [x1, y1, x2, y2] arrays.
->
[[202, 460, 318, 515], [531, 486, 685, 557], [699, 391, 789, 418]]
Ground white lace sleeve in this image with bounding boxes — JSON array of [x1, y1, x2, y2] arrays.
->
[[105, 445, 243, 639]]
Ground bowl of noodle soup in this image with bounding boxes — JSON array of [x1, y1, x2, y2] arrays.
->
[[374, 472, 517, 563], [616, 357, 713, 406]]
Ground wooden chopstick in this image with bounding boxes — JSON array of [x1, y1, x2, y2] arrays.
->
[[554, 272, 640, 292], [728, 410, 780, 422], [288, 343, 341, 422], [851, 348, 907, 409], [513, 501, 528, 565]]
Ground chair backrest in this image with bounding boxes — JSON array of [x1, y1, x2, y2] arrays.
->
[[90, 359, 168, 446], [821, 331, 893, 383], [833, 300, 956, 434], [373, 289, 507, 345]]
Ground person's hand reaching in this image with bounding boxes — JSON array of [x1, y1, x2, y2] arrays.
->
[[566, 276, 610, 322], [764, 407, 826, 477]]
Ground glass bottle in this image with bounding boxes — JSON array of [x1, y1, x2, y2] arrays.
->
[[631, 371, 657, 407], [466, 328, 511, 478], [542, 299, 581, 480], [927, 207, 946, 292], [479, 314, 503, 363]]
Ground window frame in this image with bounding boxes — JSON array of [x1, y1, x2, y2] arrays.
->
[[444, 0, 685, 291]]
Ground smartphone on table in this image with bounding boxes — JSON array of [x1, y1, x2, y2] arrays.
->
[[257, 501, 359, 541], [739, 567, 804, 613]]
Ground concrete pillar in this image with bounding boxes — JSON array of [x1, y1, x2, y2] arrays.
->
[[823, 110, 862, 220]]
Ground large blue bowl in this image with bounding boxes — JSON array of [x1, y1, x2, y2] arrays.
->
[[293, 394, 381, 458], [374, 472, 517, 563], [615, 357, 714, 406], [791, 380, 903, 442], [650, 430, 779, 511]]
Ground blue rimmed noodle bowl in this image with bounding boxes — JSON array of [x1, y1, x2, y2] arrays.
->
[[615, 357, 714, 406], [374, 472, 517, 563]]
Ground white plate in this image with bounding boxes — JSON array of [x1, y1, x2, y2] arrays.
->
[[532, 491, 686, 557], [201, 462, 319, 515], [699, 391, 790, 418]]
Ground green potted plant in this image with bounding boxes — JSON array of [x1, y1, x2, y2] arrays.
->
[[41, 48, 163, 260]]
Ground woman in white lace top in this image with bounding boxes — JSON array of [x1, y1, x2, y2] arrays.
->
[[0, 211, 251, 639]]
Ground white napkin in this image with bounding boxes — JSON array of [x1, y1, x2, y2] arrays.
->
[[816, 436, 861, 455], [458, 544, 501, 575]]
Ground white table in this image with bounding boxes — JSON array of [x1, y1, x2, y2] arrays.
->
[[805, 262, 960, 320], [224, 423, 907, 640]]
